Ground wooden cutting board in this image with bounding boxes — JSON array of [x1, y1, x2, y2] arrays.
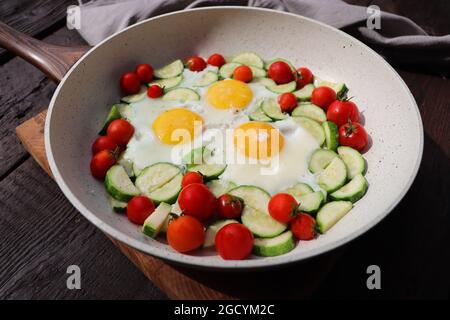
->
[[15, 110, 340, 299]]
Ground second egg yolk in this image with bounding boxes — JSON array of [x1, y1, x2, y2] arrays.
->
[[206, 79, 253, 110]]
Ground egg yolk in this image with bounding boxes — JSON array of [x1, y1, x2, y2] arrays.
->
[[234, 122, 284, 160], [206, 79, 253, 109], [153, 108, 203, 145]]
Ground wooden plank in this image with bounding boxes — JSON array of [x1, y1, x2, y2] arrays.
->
[[0, 27, 85, 179], [0, 0, 77, 61], [14, 110, 339, 299]]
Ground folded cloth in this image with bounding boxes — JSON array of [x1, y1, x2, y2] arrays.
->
[[75, 0, 450, 68]]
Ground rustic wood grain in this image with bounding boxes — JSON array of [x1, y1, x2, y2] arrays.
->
[[15, 114, 339, 299], [0, 0, 77, 61]]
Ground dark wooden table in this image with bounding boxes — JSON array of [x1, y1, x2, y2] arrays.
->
[[0, 0, 448, 299]]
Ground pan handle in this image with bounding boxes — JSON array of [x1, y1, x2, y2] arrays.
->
[[0, 21, 90, 82]]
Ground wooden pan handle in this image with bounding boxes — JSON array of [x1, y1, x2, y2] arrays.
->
[[0, 21, 90, 82]]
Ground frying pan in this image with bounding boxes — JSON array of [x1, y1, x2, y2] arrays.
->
[[0, 7, 423, 269]]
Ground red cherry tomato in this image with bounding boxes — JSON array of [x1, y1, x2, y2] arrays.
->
[[207, 53, 226, 67], [91, 136, 118, 155], [147, 84, 163, 98], [120, 72, 141, 94], [290, 213, 316, 240], [268, 61, 294, 84], [135, 64, 154, 83], [167, 215, 205, 253], [90, 149, 116, 179], [215, 223, 253, 260], [311, 86, 337, 110], [217, 194, 244, 219], [278, 92, 298, 113], [327, 100, 360, 127], [127, 196, 155, 225], [186, 56, 207, 72], [181, 171, 204, 189], [233, 65, 253, 83], [178, 183, 216, 221], [296, 67, 313, 89], [106, 119, 134, 146], [338, 121, 369, 151], [268, 193, 299, 223]]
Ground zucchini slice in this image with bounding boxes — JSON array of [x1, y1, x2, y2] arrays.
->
[[337, 146, 366, 179], [149, 75, 183, 89], [261, 98, 288, 121], [142, 202, 172, 237], [316, 157, 347, 193], [154, 59, 184, 79], [253, 230, 295, 257], [203, 219, 238, 248], [232, 52, 264, 68], [162, 87, 200, 102], [229, 185, 287, 238], [253, 77, 276, 87], [248, 66, 266, 78], [104, 165, 140, 202], [135, 162, 180, 194], [316, 201, 353, 233], [182, 146, 205, 167], [193, 71, 218, 87], [308, 149, 338, 174], [147, 173, 182, 204], [117, 155, 134, 178], [297, 191, 324, 214], [219, 62, 241, 79], [293, 83, 315, 102], [293, 116, 326, 146], [121, 86, 147, 103], [322, 121, 339, 151], [99, 104, 123, 135], [188, 164, 227, 181], [291, 103, 326, 123], [206, 179, 237, 197], [315, 78, 348, 99], [284, 182, 314, 197], [264, 58, 295, 72], [330, 173, 368, 203], [109, 196, 127, 213], [117, 103, 133, 120], [266, 81, 297, 94], [248, 107, 273, 122]]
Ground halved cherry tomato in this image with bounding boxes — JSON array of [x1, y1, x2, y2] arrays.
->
[[207, 53, 226, 67], [290, 213, 316, 240], [106, 119, 134, 146], [233, 65, 253, 83], [181, 171, 204, 189], [311, 86, 337, 110], [135, 64, 154, 83], [268, 193, 299, 223], [278, 92, 298, 113], [327, 100, 360, 127], [296, 67, 313, 89], [186, 56, 207, 72], [120, 72, 141, 94], [215, 223, 253, 260], [338, 120, 368, 151], [178, 183, 216, 221], [217, 194, 244, 219], [90, 149, 116, 179], [147, 84, 163, 98], [91, 136, 118, 155], [167, 215, 205, 253], [127, 196, 155, 225], [268, 61, 294, 84]]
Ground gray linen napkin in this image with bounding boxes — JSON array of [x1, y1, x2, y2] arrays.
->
[[75, 0, 450, 69]]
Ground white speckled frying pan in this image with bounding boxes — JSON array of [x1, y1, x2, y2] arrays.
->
[[0, 7, 423, 269]]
